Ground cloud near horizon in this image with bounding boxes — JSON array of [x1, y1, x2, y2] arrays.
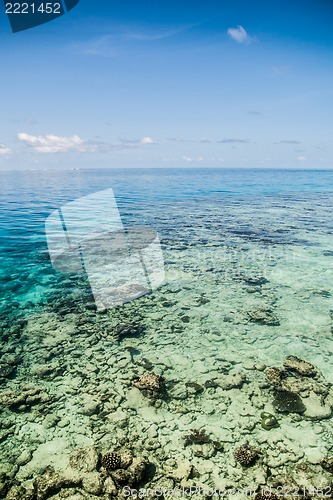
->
[[182, 155, 204, 162], [227, 25, 251, 44], [217, 138, 250, 144], [119, 136, 156, 145], [140, 136, 155, 144], [279, 140, 301, 144], [17, 133, 117, 154]]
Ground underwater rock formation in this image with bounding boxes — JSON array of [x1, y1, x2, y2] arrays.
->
[[266, 357, 332, 419], [184, 428, 211, 446], [321, 456, 333, 473], [69, 445, 99, 472], [0, 384, 49, 410], [283, 356, 317, 377], [33, 465, 82, 500], [247, 308, 280, 326], [133, 371, 165, 398], [0, 353, 20, 383], [114, 323, 144, 341]]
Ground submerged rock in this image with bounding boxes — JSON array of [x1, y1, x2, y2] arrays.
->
[[33, 466, 82, 500], [113, 323, 144, 341], [321, 456, 333, 473], [0, 353, 20, 383], [133, 371, 165, 399], [216, 372, 246, 390], [283, 356, 317, 377], [243, 276, 269, 286], [185, 381, 204, 394], [184, 428, 210, 447], [69, 446, 99, 473], [273, 390, 306, 414], [247, 308, 280, 326], [0, 385, 49, 410], [303, 392, 332, 420]]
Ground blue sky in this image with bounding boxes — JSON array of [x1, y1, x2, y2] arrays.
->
[[0, 0, 333, 169]]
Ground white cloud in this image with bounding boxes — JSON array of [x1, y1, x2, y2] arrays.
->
[[297, 155, 306, 161], [227, 25, 251, 44], [0, 144, 11, 156], [18, 133, 109, 154], [140, 136, 155, 144]]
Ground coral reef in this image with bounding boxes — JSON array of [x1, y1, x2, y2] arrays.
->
[[184, 428, 211, 446], [101, 449, 148, 488], [273, 390, 306, 414], [234, 445, 259, 466], [101, 451, 122, 471], [266, 367, 286, 387]]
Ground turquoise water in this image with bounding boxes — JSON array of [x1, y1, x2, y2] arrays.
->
[[1, 168, 333, 497], [1, 167, 333, 317]]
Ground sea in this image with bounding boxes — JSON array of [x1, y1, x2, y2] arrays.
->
[[1, 167, 333, 496]]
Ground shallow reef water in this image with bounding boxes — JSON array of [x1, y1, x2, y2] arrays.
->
[[1, 168, 333, 499]]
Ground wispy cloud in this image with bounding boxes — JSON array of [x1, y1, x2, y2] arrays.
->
[[247, 110, 262, 116], [227, 25, 252, 44], [73, 36, 117, 57], [182, 155, 204, 162], [278, 140, 301, 145], [120, 136, 157, 146], [72, 24, 195, 57], [120, 24, 195, 41], [18, 133, 116, 154], [198, 138, 213, 144], [0, 144, 11, 156], [297, 155, 306, 161], [217, 138, 250, 144], [167, 137, 249, 144]]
